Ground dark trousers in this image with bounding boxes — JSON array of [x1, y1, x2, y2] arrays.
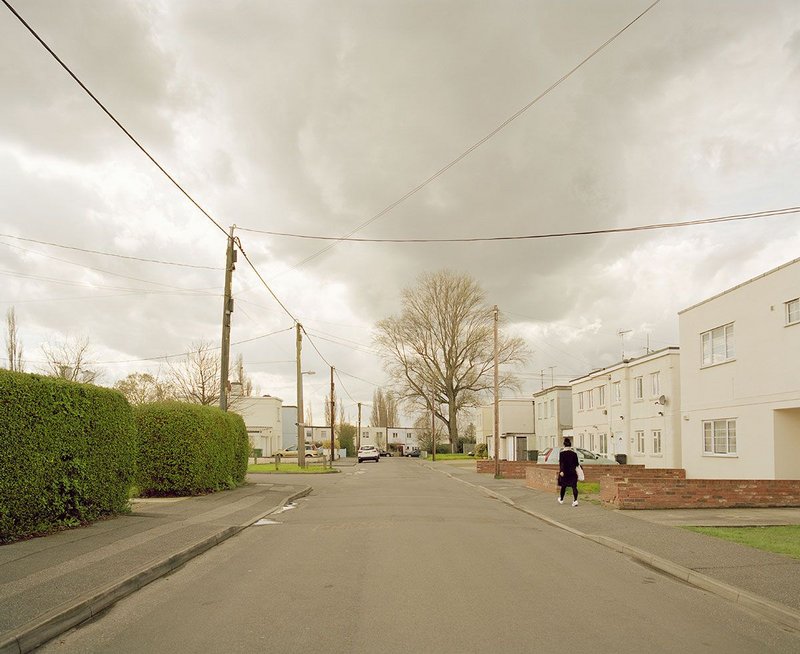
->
[[559, 482, 578, 501]]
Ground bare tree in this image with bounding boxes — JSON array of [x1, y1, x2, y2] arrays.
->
[[370, 387, 398, 427], [168, 339, 220, 405], [40, 335, 99, 383], [5, 307, 24, 372], [233, 353, 253, 396], [375, 270, 527, 451], [113, 372, 174, 404], [324, 388, 338, 427]]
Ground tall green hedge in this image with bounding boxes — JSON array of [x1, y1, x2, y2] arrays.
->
[[135, 402, 249, 496], [0, 370, 137, 543]]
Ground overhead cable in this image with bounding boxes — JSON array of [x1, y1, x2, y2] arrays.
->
[[238, 205, 800, 244]]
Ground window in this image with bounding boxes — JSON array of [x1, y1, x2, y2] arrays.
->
[[362, 431, 369, 440], [701, 323, 735, 366], [537, 402, 542, 419], [787, 298, 800, 325], [578, 433, 585, 448], [599, 433, 608, 455], [587, 389, 594, 409], [613, 381, 621, 403], [651, 372, 660, 396], [598, 385, 606, 406], [634, 377, 643, 400], [635, 430, 645, 454], [588, 433, 595, 451], [652, 430, 662, 455], [550, 399, 555, 417], [703, 419, 737, 455], [578, 393, 584, 411]]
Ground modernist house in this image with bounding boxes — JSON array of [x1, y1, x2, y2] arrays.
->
[[679, 257, 800, 479], [359, 426, 422, 452], [232, 394, 284, 457], [532, 385, 573, 451], [571, 347, 682, 468], [476, 399, 535, 461]]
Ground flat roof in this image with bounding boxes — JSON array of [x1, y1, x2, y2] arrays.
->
[[569, 346, 680, 383], [678, 256, 800, 315]]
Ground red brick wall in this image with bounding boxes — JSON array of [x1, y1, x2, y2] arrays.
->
[[602, 478, 800, 509], [476, 460, 536, 478]]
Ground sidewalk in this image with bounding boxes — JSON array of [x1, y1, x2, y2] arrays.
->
[[427, 460, 800, 631], [0, 480, 310, 654]]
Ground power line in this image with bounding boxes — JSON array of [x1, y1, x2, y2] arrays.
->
[[2, 0, 229, 240], [270, 0, 663, 273], [237, 205, 800, 244], [0, 232, 221, 270], [236, 240, 299, 324]]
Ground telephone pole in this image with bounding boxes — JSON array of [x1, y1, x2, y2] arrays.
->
[[357, 402, 362, 452], [296, 323, 306, 468], [493, 305, 500, 478], [329, 366, 335, 466], [219, 225, 236, 411]]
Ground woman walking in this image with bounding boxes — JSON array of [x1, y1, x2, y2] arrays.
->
[[558, 438, 580, 506]]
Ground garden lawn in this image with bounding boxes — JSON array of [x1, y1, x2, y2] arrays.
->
[[684, 525, 800, 560], [248, 463, 338, 474], [430, 454, 474, 460]]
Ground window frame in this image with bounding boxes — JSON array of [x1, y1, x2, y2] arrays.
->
[[701, 323, 735, 367], [651, 372, 660, 397], [651, 429, 662, 455], [598, 385, 606, 406], [634, 377, 643, 400], [613, 381, 621, 403], [702, 419, 737, 456], [787, 298, 800, 326]]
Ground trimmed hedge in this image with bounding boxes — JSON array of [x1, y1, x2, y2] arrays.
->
[[135, 402, 249, 496], [0, 370, 137, 543]]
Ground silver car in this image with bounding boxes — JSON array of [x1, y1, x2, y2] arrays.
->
[[538, 447, 618, 465]]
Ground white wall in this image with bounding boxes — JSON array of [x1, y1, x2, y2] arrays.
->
[[679, 258, 800, 479], [234, 395, 283, 456]]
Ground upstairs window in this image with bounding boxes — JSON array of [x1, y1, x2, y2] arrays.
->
[[787, 298, 800, 326], [701, 323, 735, 366], [587, 389, 594, 409], [651, 372, 660, 396], [634, 377, 643, 400], [598, 385, 606, 406], [578, 393, 584, 411], [613, 381, 621, 403]]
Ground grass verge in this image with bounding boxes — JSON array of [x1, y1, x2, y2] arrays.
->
[[430, 454, 474, 460], [248, 463, 339, 474], [684, 525, 800, 560]]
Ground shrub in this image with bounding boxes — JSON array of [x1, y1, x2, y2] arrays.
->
[[474, 443, 488, 458], [0, 370, 137, 543], [135, 401, 249, 496]]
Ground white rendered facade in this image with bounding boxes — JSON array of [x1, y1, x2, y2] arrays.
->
[[571, 348, 681, 468], [477, 399, 536, 461], [358, 426, 422, 451], [233, 394, 283, 456], [679, 257, 800, 480], [532, 386, 573, 451]]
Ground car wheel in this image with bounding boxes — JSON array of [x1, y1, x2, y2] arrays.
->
[[358, 459, 362, 463]]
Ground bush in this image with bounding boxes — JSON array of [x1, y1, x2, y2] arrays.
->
[[474, 443, 488, 458], [0, 370, 137, 543], [135, 401, 249, 496]]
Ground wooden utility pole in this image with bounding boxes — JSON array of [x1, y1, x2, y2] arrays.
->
[[296, 323, 306, 469], [357, 402, 362, 451], [218, 225, 236, 411], [330, 366, 335, 466], [431, 388, 436, 462], [494, 305, 500, 478]]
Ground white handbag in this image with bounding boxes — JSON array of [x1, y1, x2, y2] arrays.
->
[[576, 465, 585, 481]]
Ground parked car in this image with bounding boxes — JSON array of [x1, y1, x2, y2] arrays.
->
[[358, 445, 380, 463], [379, 449, 392, 457], [405, 448, 420, 458], [275, 444, 321, 458], [537, 447, 618, 465]]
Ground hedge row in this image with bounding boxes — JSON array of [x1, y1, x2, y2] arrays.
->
[[135, 401, 249, 496], [0, 370, 137, 544], [1, 372, 250, 543]]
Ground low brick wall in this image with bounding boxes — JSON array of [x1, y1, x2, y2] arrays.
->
[[476, 460, 537, 478], [602, 478, 800, 509], [525, 464, 683, 491]]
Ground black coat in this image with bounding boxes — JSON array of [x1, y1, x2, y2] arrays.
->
[[558, 448, 580, 487]]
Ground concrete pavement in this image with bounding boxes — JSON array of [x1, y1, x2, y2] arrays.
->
[[2, 458, 799, 652], [0, 480, 310, 654], [426, 459, 800, 631]]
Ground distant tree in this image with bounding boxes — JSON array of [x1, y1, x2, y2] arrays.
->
[[370, 388, 398, 427], [305, 406, 313, 426], [337, 422, 356, 456], [168, 339, 220, 405], [40, 335, 99, 383], [233, 353, 253, 396], [375, 270, 527, 451], [324, 388, 338, 426], [114, 372, 174, 405], [5, 307, 24, 372]]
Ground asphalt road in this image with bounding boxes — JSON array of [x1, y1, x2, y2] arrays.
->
[[40, 459, 800, 653]]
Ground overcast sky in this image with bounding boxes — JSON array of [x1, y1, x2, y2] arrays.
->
[[2, 0, 799, 424]]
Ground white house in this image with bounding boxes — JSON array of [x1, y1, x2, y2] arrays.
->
[[532, 385, 573, 451], [476, 399, 536, 461], [232, 394, 283, 456], [359, 426, 422, 452], [571, 347, 682, 468], [678, 257, 800, 480]]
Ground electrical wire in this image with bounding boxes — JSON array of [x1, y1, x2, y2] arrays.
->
[[267, 0, 663, 272], [236, 240, 299, 324], [237, 205, 800, 244], [0, 232, 221, 270], [1, 0, 229, 240]]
